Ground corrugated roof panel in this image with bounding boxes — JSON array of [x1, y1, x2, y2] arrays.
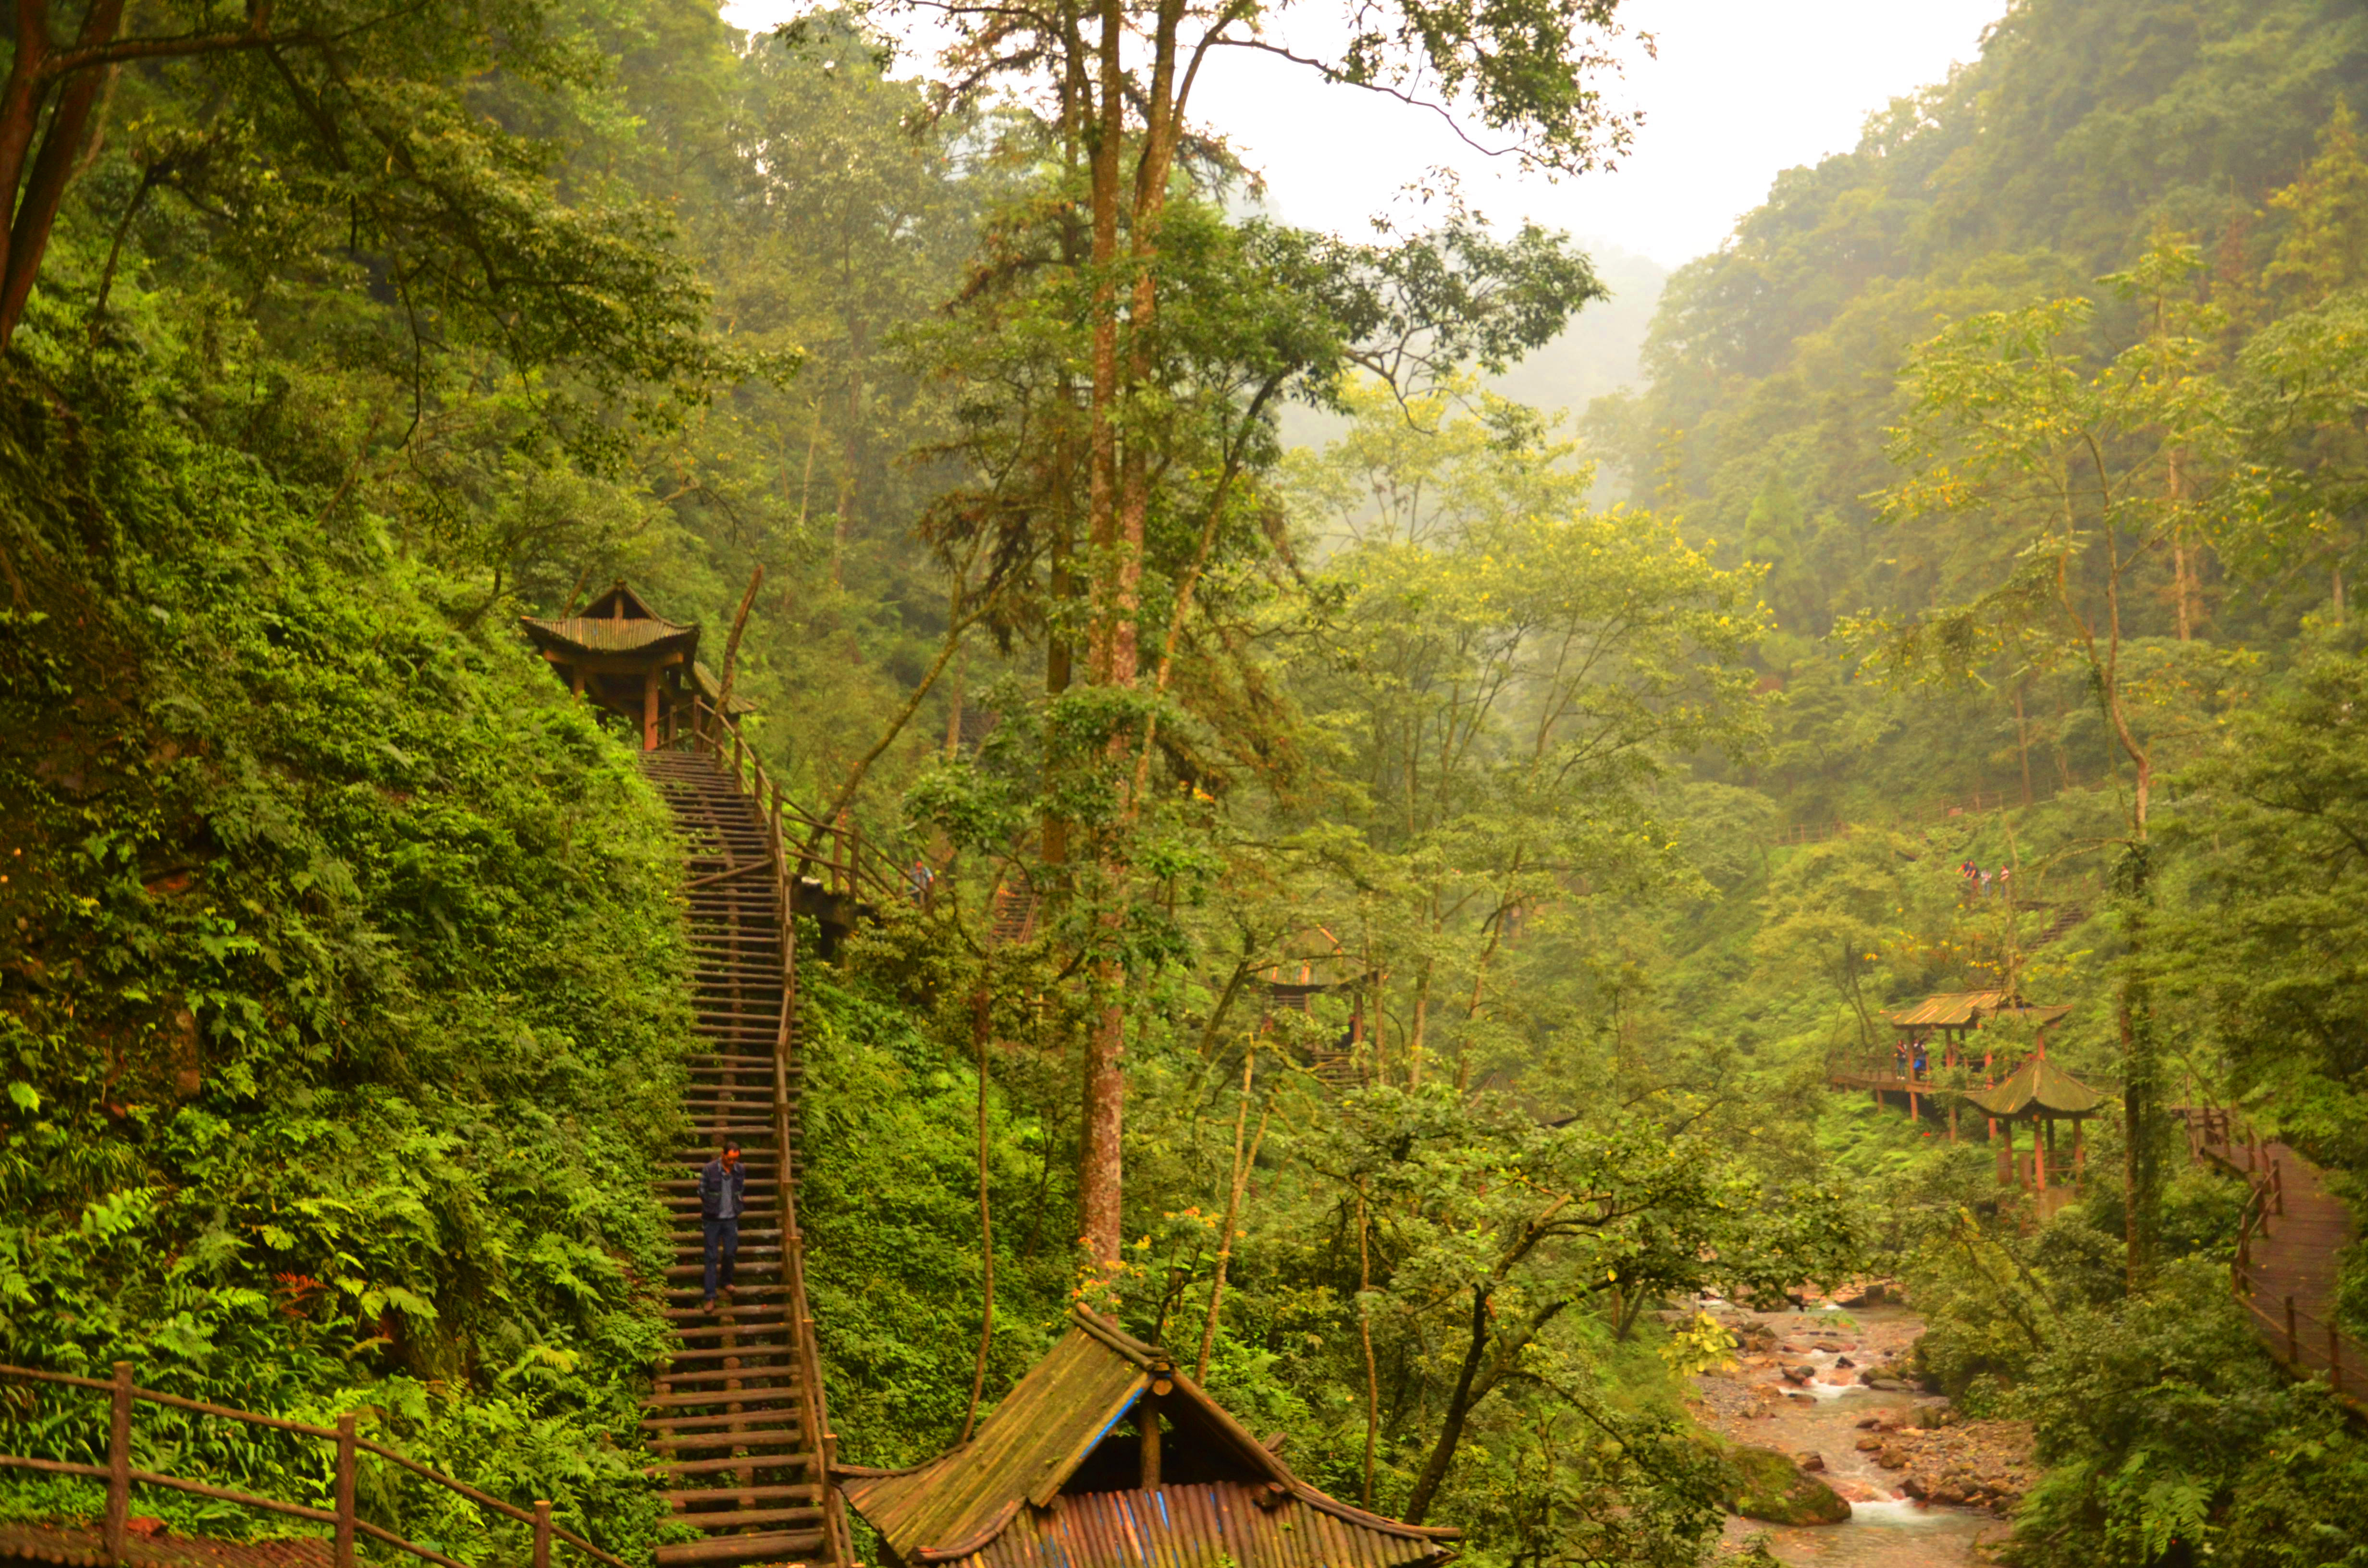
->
[[941, 1484, 1447, 1568]]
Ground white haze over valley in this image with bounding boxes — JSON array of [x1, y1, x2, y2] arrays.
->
[[728, 0, 2009, 417]]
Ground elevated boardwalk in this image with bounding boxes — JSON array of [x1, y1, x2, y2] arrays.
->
[[2179, 1109, 2365, 1415]]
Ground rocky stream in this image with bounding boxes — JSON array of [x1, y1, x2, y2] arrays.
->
[[1691, 1291, 2034, 1567]]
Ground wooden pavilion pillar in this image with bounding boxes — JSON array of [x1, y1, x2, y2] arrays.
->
[[641, 666, 660, 751], [2035, 1116, 2050, 1196], [1998, 1117, 2014, 1187], [2073, 1117, 2085, 1191]]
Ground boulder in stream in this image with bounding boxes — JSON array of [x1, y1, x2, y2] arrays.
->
[[1713, 1440, 1853, 1526]]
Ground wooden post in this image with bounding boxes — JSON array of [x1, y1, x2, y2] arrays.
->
[[532, 1500, 553, 1568], [641, 666, 659, 751], [2287, 1296, 2300, 1365], [2273, 1161, 2284, 1216], [104, 1362, 132, 1566], [1998, 1118, 2013, 1187], [2035, 1118, 2049, 1196], [334, 1412, 357, 1568], [2073, 1117, 2085, 1192], [1139, 1400, 1161, 1489]]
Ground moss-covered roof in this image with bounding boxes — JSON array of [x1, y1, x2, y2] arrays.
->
[[1968, 1054, 2107, 1119], [1885, 990, 2072, 1029], [839, 1310, 1458, 1568]]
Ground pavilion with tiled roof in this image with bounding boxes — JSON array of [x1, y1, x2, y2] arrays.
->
[[520, 581, 749, 749], [1970, 1051, 2106, 1212]]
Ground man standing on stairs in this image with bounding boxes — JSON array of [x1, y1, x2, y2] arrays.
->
[[700, 1141, 744, 1312]]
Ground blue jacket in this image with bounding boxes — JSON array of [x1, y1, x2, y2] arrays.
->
[[700, 1156, 746, 1221]]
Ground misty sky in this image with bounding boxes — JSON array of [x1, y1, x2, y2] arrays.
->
[[726, 0, 2010, 270]]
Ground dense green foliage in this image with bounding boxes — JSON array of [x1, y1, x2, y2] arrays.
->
[[0, 369, 687, 1556]]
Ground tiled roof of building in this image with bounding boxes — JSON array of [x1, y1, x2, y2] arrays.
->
[[1968, 1054, 2107, 1119], [1884, 991, 2072, 1029], [519, 580, 700, 658], [839, 1310, 1457, 1568]]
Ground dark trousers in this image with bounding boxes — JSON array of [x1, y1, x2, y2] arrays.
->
[[703, 1216, 739, 1299]]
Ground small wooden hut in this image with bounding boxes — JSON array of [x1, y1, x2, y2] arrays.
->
[[1968, 1053, 2105, 1215], [519, 581, 751, 749], [839, 1309, 1460, 1568]]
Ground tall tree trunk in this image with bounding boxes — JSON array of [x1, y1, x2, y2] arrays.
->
[[1403, 1285, 1490, 1524], [2013, 680, 2034, 806], [0, 0, 128, 350], [2118, 847, 2157, 1295], [1073, 0, 1132, 1276], [1357, 1180, 1381, 1509], [714, 564, 763, 716], [1195, 1046, 1266, 1379], [961, 979, 997, 1442]]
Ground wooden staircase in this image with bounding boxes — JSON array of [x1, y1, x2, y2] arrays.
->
[[988, 882, 1040, 946], [638, 741, 848, 1568], [2032, 902, 2088, 948]]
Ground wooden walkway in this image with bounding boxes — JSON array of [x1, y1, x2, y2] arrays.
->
[[638, 737, 851, 1568], [2180, 1109, 2366, 1414]]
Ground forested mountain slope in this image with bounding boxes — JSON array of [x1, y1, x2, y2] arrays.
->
[[0, 371, 689, 1557], [1579, 0, 2368, 1559]]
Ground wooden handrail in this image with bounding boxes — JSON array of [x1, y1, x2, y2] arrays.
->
[[680, 700, 914, 911], [0, 1363, 623, 1568]]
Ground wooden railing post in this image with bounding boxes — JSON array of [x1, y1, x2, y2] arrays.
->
[[532, 1499, 553, 1568], [2287, 1296, 2300, 1365], [334, 1412, 357, 1568], [104, 1362, 132, 1566]]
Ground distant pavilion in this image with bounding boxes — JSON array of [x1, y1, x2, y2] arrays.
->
[[519, 581, 750, 749], [1829, 987, 2105, 1211]]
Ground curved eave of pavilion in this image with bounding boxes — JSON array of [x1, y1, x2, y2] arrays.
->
[[519, 614, 701, 661]]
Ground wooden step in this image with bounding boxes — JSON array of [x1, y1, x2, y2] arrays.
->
[[653, 1526, 826, 1565], [653, 1454, 819, 1479], [665, 1507, 825, 1532], [664, 1484, 822, 1506], [641, 1409, 804, 1434], [639, 1393, 805, 1421]]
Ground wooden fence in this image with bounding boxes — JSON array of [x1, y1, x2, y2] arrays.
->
[[0, 1362, 626, 1568]]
